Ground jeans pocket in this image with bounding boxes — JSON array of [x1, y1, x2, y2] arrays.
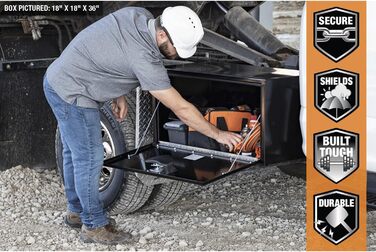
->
[[81, 107, 100, 128], [44, 86, 69, 121], [52, 98, 69, 121]]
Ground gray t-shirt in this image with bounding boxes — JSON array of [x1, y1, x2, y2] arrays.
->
[[46, 7, 171, 108]]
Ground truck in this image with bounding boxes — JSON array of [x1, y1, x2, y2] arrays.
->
[[2, 1, 370, 214]]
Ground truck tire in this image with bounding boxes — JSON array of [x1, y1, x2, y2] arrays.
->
[[139, 182, 187, 211], [55, 101, 154, 214]]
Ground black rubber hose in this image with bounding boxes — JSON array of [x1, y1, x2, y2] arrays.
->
[[46, 21, 63, 53], [0, 42, 6, 60], [215, 1, 228, 14], [224, 6, 291, 58], [46, 18, 72, 41]]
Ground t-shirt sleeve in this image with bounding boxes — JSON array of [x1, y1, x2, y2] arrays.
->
[[132, 53, 171, 91]]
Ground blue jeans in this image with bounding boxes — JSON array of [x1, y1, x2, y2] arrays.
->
[[43, 76, 109, 228]]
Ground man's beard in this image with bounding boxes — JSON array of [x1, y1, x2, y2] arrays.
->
[[159, 41, 177, 59]]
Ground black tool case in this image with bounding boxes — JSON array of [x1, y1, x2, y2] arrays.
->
[[104, 61, 303, 185]]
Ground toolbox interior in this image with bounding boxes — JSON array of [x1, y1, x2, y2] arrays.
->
[[158, 77, 261, 155], [104, 78, 263, 185]]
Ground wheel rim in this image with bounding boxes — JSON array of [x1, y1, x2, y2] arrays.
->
[[99, 122, 116, 192]]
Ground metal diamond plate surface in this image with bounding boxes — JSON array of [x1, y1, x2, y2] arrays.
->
[[135, 88, 155, 147]]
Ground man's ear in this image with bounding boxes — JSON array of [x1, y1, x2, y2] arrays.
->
[[156, 29, 168, 42]]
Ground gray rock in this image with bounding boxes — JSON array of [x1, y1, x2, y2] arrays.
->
[[255, 228, 263, 235], [131, 231, 138, 237], [68, 233, 76, 240], [201, 222, 211, 226], [139, 226, 152, 235], [116, 244, 126, 250], [179, 240, 188, 247], [144, 232, 154, 240], [164, 240, 174, 247], [196, 240, 204, 247], [26, 236, 35, 244], [241, 232, 251, 237], [139, 237, 147, 244]]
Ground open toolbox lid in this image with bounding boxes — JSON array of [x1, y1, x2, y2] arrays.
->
[[164, 60, 299, 85], [104, 141, 260, 185]]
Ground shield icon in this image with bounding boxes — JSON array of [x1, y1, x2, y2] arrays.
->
[[314, 8, 359, 62], [314, 190, 358, 244], [314, 129, 359, 183], [315, 69, 359, 122]]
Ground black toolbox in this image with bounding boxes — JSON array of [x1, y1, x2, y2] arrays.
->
[[104, 61, 303, 185]]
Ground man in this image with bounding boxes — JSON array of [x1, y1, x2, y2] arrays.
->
[[43, 6, 242, 245]]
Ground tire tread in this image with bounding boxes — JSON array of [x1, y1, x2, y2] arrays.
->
[[140, 181, 187, 211]]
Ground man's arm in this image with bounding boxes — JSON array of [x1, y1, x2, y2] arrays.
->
[[150, 87, 242, 151]]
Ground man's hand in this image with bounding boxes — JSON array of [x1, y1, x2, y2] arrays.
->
[[215, 131, 243, 152], [111, 96, 128, 122]]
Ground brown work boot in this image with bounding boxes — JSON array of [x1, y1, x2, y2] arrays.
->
[[64, 211, 116, 229], [80, 223, 132, 245], [64, 211, 82, 229]]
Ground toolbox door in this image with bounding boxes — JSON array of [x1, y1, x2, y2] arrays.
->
[[104, 143, 259, 185]]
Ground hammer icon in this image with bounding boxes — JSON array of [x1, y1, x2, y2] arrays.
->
[[325, 205, 352, 233]]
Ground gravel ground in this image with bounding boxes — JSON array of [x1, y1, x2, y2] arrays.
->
[[0, 165, 306, 251], [367, 212, 376, 250], [2, 165, 376, 250]]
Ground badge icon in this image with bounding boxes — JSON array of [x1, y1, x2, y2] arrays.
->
[[314, 7, 359, 62], [314, 129, 359, 183], [314, 190, 358, 244], [315, 69, 359, 122]]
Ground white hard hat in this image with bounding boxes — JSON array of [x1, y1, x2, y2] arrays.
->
[[161, 6, 204, 59]]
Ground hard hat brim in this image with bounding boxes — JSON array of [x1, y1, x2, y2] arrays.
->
[[176, 46, 197, 59]]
